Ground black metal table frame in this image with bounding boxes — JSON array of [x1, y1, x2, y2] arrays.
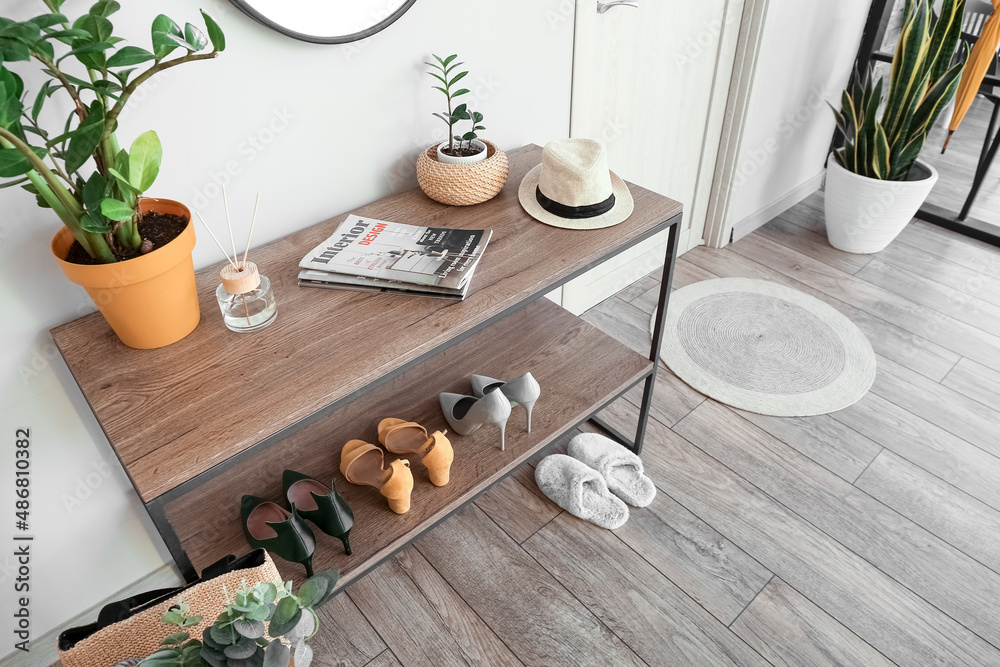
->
[[849, 0, 1000, 248], [144, 212, 683, 582]]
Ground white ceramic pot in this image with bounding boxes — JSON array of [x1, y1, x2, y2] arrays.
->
[[436, 139, 488, 165], [823, 153, 938, 254]]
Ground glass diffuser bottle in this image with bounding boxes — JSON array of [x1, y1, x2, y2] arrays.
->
[[216, 260, 277, 332]]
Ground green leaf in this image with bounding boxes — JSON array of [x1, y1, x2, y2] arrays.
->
[[100, 198, 134, 221], [254, 582, 278, 605], [442, 54, 457, 66], [262, 639, 291, 667], [27, 14, 69, 30], [151, 14, 183, 60], [234, 618, 266, 639], [57, 40, 114, 63], [295, 577, 328, 609], [64, 100, 104, 173], [162, 632, 190, 645], [128, 130, 161, 192], [184, 23, 207, 51], [453, 103, 468, 117], [451, 88, 470, 98], [82, 171, 108, 211], [224, 636, 259, 660], [209, 622, 235, 646], [107, 45, 154, 67], [45, 28, 92, 45], [31, 37, 55, 61], [0, 176, 29, 189], [472, 111, 483, 123], [80, 211, 111, 234], [31, 80, 53, 121], [90, 1, 121, 19], [0, 147, 44, 178], [448, 70, 468, 87], [462, 132, 477, 141], [200, 11, 226, 52], [310, 570, 340, 608], [72, 13, 113, 43], [182, 615, 203, 627]]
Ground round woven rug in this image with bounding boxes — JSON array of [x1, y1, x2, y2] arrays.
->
[[653, 277, 876, 416]]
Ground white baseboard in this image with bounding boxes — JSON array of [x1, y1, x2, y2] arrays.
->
[[731, 171, 825, 242], [4, 563, 183, 667]]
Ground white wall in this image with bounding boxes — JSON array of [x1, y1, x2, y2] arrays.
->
[[0, 0, 573, 646], [729, 0, 871, 237]]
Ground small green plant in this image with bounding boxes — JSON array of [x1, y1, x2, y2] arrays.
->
[[425, 53, 486, 158], [0, 1, 225, 263], [829, 0, 967, 181], [454, 107, 485, 156], [139, 571, 338, 667]]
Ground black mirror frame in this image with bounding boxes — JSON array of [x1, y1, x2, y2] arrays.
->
[[228, 0, 418, 44]]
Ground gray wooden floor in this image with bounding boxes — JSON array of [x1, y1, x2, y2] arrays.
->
[[311, 195, 1000, 667]]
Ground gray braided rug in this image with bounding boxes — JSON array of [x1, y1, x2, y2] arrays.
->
[[654, 278, 876, 416]]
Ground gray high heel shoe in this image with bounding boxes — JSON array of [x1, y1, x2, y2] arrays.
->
[[471, 372, 541, 433], [440, 386, 512, 450]]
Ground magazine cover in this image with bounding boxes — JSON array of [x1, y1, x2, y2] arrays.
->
[[299, 215, 492, 290]]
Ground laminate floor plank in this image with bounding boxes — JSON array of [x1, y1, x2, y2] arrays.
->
[[524, 513, 770, 667], [347, 549, 523, 667], [943, 358, 1000, 409], [758, 217, 874, 274], [774, 202, 827, 235], [870, 354, 1000, 459], [895, 220, 1000, 280], [675, 400, 1000, 650], [363, 650, 404, 667], [731, 578, 896, 667], [874, 242, 1000, 308], [310, 593, 388, 667], [621, 365, 706, 428], [832, 391, 1000, 512], [594, 399, 774, 626], [799, 190, 826, 214], [581, 296, 652, 356], [617, 273, 660, 302], [415, 505, 648, 667], [727, 233, 1000, 372], [855, 450, 1000, 574], [858, 258, 1000, 334], [733, 408, 882, 482], [683, 245, 960, 381], [474, 464, 561, 544], [635, 415, 1000, 666], [630, 259, 719, 315]]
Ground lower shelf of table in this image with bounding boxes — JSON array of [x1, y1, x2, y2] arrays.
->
[[161, 297, 653, 589]]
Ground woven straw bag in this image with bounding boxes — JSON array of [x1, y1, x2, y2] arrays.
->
[[59, 551, 281, 667], [416, 140, 509, 206]]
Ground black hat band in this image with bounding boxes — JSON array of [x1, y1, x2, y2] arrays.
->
[[536, 187, 616, 220]]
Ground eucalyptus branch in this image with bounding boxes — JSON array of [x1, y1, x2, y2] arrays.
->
[[103, 51, 219, 141]]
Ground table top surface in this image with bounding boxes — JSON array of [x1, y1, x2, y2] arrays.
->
[[51, 143, 683, 502]]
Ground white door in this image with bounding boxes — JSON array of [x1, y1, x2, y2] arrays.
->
[[563, 0, 750, 313]]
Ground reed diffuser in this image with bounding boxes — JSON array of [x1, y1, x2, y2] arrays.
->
[[198, 190, 277, 333]]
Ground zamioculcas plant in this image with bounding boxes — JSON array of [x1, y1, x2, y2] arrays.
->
[[426, 53, 482, 157], [0, 0, 225, 263], [454, 107, 485, 156], [830, 0, 968, 181]]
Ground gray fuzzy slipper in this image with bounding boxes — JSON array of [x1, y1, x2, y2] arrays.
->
[[535, 454, 629, 529], [568, 433, 656, 507]]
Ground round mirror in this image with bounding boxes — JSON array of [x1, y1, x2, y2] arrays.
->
[[229, 0, 418, 44]]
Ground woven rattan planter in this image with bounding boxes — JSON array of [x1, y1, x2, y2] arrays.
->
[[416, 139, 509, 206]]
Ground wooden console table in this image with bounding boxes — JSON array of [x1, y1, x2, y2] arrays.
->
[[51, 144, 683, 586]]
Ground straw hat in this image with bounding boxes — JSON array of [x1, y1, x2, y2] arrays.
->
[[518, 138, 633, 230]]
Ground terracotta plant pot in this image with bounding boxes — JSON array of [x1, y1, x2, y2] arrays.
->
[[51, 197, 200, 349]]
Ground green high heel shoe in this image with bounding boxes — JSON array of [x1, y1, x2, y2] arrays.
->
[[283, 470, 355, 555], [241, 495, 316, 576]]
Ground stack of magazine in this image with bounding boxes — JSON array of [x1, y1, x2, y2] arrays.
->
[[298, 214, 492, 300]]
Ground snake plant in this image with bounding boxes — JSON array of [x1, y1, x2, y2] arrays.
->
[[831, 0, 968, 181], [0, 1, 224, 263]]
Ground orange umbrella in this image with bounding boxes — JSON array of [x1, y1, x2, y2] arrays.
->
[[943, 0, 1000, 151]]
